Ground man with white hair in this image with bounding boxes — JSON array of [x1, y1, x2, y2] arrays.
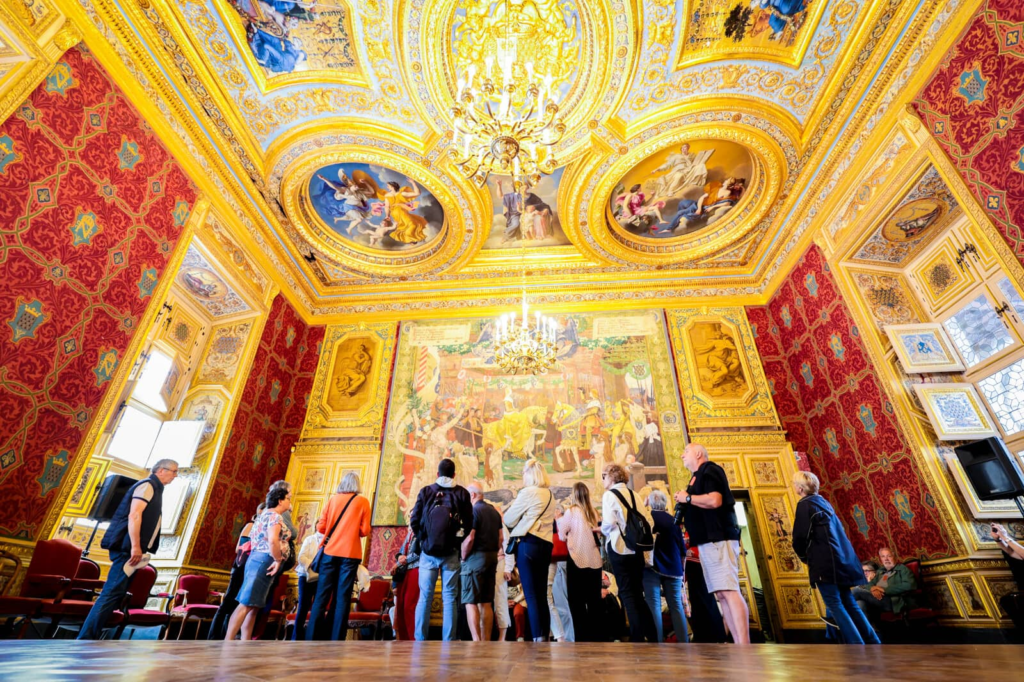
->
[[674, 443, 748, 644], [461, 481, 503, 640]]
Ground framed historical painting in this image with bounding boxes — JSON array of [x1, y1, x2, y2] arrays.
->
[[913, 383, 999, 441], [885, 323, 965, 373], [65, 458, 111, 517]]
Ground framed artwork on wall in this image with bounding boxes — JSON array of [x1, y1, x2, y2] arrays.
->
[[913, 383, 999, 441], [885, 323, 965, 373]]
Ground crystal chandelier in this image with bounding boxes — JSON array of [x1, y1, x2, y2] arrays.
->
[[493, 241, 558, 374], [493, 299, 558, 375], [448, 0, 567, 192]]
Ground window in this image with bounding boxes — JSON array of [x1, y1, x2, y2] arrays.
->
[[943, 294, 1016, 367], [132, 350, 174, 412], [978, 358, 1024, 437], [107, 406, 162, 467]]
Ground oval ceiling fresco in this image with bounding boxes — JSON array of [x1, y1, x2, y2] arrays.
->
[[306, 162, 445, 253], [607, 139, 754, 241]]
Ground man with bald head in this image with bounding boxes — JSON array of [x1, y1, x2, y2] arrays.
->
[[674, 443, 749, 644], [461, 481, 503, 640]]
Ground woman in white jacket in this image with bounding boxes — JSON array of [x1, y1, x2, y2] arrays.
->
[[503, 459, 555, 641]]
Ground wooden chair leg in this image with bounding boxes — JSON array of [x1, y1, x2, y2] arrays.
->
[[177, 615, 188, 640]]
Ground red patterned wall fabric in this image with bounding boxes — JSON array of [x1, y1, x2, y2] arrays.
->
[[914, 0, 1024, 267], [366, 526, 409, 575], [191, 294, 323, 569], [747, 246, 955, 560], [0, 47, 197, 540]]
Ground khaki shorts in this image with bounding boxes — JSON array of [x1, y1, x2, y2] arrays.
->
[[699, 540, 741, 593]]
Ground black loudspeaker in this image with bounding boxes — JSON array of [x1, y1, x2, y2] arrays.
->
[[954, 437, 1024, 501], [88, 474, 138, 522]]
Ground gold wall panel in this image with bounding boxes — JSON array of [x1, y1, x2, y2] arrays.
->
[[666, 306, 781, 430], [303, 321, 398, 441]]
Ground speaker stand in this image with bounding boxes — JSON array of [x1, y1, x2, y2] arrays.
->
[[81, 519, 101, 558]]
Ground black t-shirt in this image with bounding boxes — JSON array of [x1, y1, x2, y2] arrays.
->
[[471, 500, 503, 553], [684, 461, 740, 546]]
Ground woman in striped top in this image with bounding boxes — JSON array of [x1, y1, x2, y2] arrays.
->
[[555, 482, 604, 641]]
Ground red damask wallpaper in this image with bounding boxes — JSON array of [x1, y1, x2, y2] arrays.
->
[[0, 47, 197, 540], [914, 0, 1024, 267], [747, 246, 955, 560], [191, 294, 323, 569]]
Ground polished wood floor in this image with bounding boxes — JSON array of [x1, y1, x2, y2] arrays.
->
[[0, 642, 1021, 681]]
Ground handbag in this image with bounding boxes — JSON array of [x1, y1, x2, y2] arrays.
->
[[551, 531, 569, 562], [310, 493, 358, 574], [505, 490, 553, 555]]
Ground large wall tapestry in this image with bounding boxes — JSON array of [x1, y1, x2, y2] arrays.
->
[[482, 168, 570, 249], [191, 294, 323, 569], [372, 310, 687, 526], [306, 162, 445, 252], [607, 139, 752, 240], [0, 47, 197, 540], [746, 245, 956, 559], [913, 0, 1024, 270]]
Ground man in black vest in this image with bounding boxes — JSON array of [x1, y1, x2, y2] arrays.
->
[[78, 459, 178, 639]]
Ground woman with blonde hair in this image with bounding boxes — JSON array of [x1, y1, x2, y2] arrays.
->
[[504, 458, 554, 641], [791, 471, 880, 645], [306, 472, 372, 641], [555, 481, 604, 641]]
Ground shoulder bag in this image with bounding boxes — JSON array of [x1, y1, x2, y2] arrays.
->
[[505, 490, 552, 556], [309, 494, 358, 574]]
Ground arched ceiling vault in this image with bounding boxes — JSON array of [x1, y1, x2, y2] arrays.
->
[[52, 0, 973, 320]]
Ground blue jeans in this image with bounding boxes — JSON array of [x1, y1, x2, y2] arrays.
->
[[516, 535, 553, 641], [643, 569, 689, 643], [78, 550, 131, 640], [415, 551, 460, 641], [292, 575, 316, 641], [306, 555, 360, 641], [818, 583, 881, 644]]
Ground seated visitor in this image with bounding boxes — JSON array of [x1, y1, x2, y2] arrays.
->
[[508, 582, 528, 641], [600, 571, 627, 642], [861, 560, 880, 586], [852, 547, 918, 621]]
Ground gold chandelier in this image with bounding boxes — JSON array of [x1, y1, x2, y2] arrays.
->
[[493, 299, 557, 375], [448, 0, 567, 192], [493, 240, 557, 375]]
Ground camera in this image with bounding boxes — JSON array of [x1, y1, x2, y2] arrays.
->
[[673, 501, 686, 525]]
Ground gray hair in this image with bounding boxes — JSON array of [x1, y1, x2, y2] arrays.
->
[[792, 471, 820, 496], [270, 479, 291, 491], [336, 472, 361, 494], [467, 481, 483, 496], [647, 489, 669, 511], [151, 459, 178, 473]]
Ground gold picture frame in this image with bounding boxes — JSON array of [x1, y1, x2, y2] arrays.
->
[[885, 323, 966, 373], [913, 383, 999, 441]]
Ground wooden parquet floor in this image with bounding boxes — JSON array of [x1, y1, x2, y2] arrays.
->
[[0, 641, 1021, 681]]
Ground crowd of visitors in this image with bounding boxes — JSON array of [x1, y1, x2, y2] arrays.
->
[[78, 441, 1000, 645]]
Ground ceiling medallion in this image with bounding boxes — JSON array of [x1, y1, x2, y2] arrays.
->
[[448, 0, 568, 193]]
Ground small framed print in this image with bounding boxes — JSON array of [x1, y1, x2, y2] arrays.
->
[[913, 383, 999, 441], [885, 323, 965, 373]]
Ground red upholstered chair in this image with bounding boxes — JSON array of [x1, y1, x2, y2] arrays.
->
[[68, 558, 104, 601], [115, 565, 172, 639], [254, 577, 290, 640], [0, 549, 40, 639], [347, 579, 393, 640], [165, 574, 222, 639], [879, 560, 939, 626], [26, 539, 121, 637]]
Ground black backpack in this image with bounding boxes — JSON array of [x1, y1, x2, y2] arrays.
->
[[610, 488, 654, 553], [420, 488, 459, 557]]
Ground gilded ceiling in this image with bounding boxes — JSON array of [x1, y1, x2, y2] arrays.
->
[[40, 0, 969, 316]]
